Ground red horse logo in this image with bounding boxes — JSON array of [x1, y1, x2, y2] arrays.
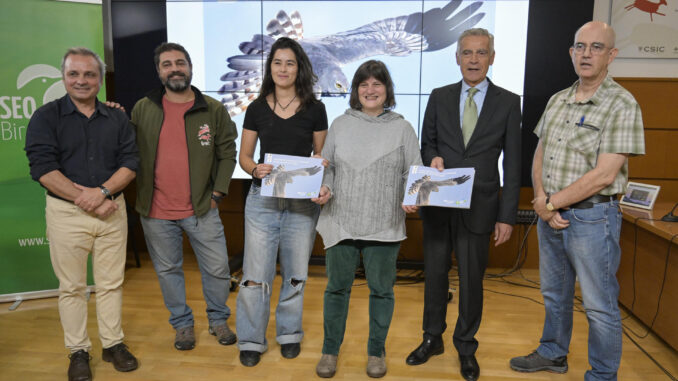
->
[[625, 0, 667, 21], [198, 124, 212, 146]]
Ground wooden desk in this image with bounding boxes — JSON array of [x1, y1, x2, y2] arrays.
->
[[618, 202, 678, 350]]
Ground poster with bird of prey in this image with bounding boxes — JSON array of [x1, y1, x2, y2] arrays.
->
[[261, 154, 324, 199], [167, 0, 529, 179], [403, 166, 475, 208], [213, 0, 492, 116]]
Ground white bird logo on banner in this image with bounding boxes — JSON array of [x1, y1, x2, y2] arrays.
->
[[16, 64, 65, 105]]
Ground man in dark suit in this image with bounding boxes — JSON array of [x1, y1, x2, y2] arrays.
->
[[406, 28, 521, 381]]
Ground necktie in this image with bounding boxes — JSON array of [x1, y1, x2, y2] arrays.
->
[[462, 87, 479, 146]]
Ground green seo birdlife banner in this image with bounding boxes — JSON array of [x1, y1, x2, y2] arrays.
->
[[0, 0, 106, 301]]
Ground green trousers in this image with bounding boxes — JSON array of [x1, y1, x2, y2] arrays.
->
[[322, 240, 399, 356]]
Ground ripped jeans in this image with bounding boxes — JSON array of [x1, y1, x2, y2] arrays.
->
[[236, 184, 320, 353]]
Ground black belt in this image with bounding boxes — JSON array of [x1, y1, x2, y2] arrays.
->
[[47, 190, 122, 203], [568, 194, 616, 209]]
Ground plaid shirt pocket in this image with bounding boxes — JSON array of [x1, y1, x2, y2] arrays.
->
[[567, 124, 602, 155]]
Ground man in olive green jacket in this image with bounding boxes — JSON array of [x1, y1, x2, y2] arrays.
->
[[131, 42, 238, 351]]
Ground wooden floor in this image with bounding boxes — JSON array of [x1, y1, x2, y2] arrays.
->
[[1, 254, 676, 381]]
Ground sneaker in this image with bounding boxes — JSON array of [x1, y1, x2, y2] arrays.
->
[[174, 326, 196, 350], [102, 343, 138, 372], [510, 351, 568, 373], [366, 353, 387, 378], [316, 354, 338, 378], [209, 323, 237, 345], [67, 350, 91, 381]]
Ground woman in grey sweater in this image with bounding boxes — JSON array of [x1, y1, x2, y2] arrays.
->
[[312, 60, 422, 378]]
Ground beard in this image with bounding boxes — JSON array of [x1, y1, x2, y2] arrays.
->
[[162, 71, 192, 92]]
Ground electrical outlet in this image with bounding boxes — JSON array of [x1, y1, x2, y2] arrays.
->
[[516, 209, 537, 225]]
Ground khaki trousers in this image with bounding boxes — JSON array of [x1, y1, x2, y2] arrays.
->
[[45, 194, 127, 352]]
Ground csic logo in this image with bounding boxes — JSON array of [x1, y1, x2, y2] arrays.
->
[[624, 0, 668, 21], [638, 45, 666, 53], [1, 64, 65, 141]]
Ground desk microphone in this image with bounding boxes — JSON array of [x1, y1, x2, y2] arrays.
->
[[661, 202, 678, 222]]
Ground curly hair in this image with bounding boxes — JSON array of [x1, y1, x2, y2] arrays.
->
[[260, 37, 318, 112]]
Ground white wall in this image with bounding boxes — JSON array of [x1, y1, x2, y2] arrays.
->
[[593, 0, 678, 78]]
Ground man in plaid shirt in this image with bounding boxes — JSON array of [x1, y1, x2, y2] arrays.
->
[[510, 21, 645, 381]]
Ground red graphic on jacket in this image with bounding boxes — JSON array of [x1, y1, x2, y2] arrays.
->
[[198, 124, 212, 146], [625, 0, 667, 21]]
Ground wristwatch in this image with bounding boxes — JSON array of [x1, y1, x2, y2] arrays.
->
[[211, 193, 225, 203], [99, 185, 113, 200], [545, 196, 555, 212]]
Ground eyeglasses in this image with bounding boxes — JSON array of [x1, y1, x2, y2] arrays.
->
[[572, 42, 608, 55]]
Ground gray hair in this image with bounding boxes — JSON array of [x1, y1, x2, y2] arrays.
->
[[456, 28, 495, 55], [61, 47, 106, 84]]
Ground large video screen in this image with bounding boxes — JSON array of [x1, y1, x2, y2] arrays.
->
[[167, 0, 529, 179]]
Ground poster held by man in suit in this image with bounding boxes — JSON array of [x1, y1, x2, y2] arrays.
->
[[403, 166, 475, 208]]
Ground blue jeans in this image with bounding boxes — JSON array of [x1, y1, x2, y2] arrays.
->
[[140, 208, 231, 329], [236, 184, 320, 353], [536, 201, 622, 381]]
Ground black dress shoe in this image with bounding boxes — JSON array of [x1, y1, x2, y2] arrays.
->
[[281, 343, 301, 359], [102, 343, 139, 372], [405, 336, 444, 365], [240, 350, 261, 367], [68, 350, 92, 381], [459, 354, 480, 381]]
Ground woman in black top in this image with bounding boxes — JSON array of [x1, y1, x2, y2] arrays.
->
[[236, 37, 328, 367]]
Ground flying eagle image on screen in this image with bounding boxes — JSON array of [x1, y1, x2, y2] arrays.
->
[[264, 165, 323, 198], [408, 174, 472, 206], [219, 0, 485, 116]]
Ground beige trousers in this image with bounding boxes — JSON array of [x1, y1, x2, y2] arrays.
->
[[45, 194, 127, 352]]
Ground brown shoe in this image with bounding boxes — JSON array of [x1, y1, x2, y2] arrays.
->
[[102, 343, 138, 372], [366, 353, 387, 378], [68, 350, 91, 381], [174, 326, 195, 350], [209, 322, 237, 345], [316, 354, 338, 378]]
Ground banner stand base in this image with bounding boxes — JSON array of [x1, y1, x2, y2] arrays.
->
[[9, 297, 22, 311], [1, 286, 96, 307]]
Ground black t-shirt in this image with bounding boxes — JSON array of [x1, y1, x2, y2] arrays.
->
[[243, 97, 328, 185]]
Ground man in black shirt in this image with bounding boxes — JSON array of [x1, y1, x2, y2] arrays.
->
[[25, 47, 139, 381]]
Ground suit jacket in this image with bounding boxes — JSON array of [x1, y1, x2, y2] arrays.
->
[[420, 79, 522, 234]]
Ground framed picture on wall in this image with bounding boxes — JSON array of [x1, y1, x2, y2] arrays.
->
[[620, 181, 660, 210], [610, 0, 677, 58]]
